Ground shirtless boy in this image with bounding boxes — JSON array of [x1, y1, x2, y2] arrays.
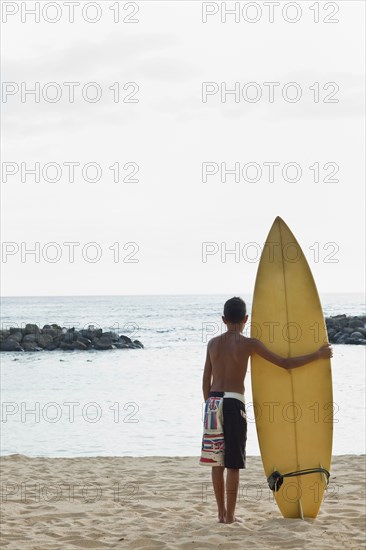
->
[[199, 296, 333, 524]]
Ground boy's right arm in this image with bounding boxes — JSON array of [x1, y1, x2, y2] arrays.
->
[[202, 343, 213, 401], [250, 339, 332, 370]]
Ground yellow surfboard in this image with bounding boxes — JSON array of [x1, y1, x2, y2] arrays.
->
[[250, 216, 333, 518]]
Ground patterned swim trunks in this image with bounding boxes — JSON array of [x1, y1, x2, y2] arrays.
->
[[199, 391, 247, 469]]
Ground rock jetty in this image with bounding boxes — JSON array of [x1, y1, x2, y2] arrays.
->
[[0, 324, 144, 352], [325, 315, 366, 345]]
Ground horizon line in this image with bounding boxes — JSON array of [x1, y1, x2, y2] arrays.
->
[[1, 291, 365, 299]]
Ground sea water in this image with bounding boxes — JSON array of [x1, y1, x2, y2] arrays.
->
[[0, 294, 365, 457]]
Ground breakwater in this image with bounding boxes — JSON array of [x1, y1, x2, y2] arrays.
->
[[1, 315, 365, 351], [326, 315, 366, 345], [0, 324, 144, 351]]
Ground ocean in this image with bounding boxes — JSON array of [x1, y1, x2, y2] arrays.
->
[[0, 293, 365, 457]]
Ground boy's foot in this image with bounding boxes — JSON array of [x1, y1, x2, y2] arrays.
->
[[217, 510, 226, 523], [225, 516, 243, 524]]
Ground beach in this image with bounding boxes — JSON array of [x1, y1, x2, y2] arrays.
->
[[1, 454, 365, 549], [1, 295, 365, 548]]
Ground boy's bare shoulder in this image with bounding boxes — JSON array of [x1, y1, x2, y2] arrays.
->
[[239, 334, 254, 349], [207, 335, 220, 348], [208, 334, 254, 348]]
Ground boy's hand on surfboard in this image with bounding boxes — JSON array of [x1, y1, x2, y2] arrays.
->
[[317, 343, 333, 359]]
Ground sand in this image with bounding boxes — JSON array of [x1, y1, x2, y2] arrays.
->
[[0, 455, 365, 549]]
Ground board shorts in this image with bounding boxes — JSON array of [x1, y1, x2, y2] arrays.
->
[[199, 391, 247, 469]]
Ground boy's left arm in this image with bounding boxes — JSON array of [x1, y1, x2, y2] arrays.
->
[[202, 346, 212, 402]]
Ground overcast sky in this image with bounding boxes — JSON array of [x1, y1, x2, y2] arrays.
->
[[1, 1, 365, 296]]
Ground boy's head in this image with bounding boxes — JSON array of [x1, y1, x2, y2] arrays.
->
[[222, 297, 248, 331]]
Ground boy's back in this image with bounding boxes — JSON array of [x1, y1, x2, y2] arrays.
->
[[208, 333, 250, 395]]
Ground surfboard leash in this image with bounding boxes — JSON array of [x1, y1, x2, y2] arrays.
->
[[267, 468, 330, 492]]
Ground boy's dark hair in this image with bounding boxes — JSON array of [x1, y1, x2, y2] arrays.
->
[[223, 297, 247, 323]]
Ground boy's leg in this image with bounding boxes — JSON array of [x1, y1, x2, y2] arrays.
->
[[222, 397, 247, 523], [211, 466, 226, 522], [225, 468, 239, 523]]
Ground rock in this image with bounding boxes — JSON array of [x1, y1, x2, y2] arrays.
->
[[93, 338, 113, 350], [37, 334, 54, 348], [350, 332, 364, 339], [326, 320, 338, 332], [63, 332, 77, 343], [133, 340, 144, 349], [101, 331, 119, 342], [345, 337, 365, 345], [59, 342, 75, 351], [8, 331, 23, 343], [342, 327, 354, 334], [44, 341, 60, 351], [22, 342, 41, 351], [42, 327, 60, 338], [326, 315, 348, 329], [101, 334, 114, 342], [51, 336, 64, 347], [72, 341, 87, 350], [24, 323, 40, 335], [0, 338, 23, 351], [349, 319, 365, 329], [113, 342, 130, 349], [119, 335, 132, 344], [22, 334, 38, 343], [75, 336, 92, 347], [80, 327, 103, 341], [93, 334, 114, 345], [9, 327, 24, 336]]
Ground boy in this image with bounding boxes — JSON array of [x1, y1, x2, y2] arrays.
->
[[199, 296, 333, 524]]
